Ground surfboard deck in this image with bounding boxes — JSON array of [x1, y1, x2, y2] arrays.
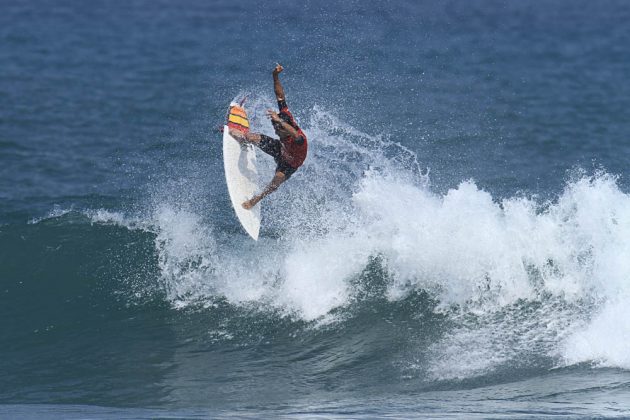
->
[[223, 102, 261, 240]]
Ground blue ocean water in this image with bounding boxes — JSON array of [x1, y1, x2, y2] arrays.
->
[[2, 0, 630, 418]]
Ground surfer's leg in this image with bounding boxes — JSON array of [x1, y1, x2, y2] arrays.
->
[[257, 135, 282, 159], [229, 129, 261, 145], [228, 128, 246, 143], [276, 160, 297, 180], [243, 171, 287, 209], [244, 133, 262, 145]]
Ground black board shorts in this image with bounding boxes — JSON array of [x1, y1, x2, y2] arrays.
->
[[258, 134, 298, 179]]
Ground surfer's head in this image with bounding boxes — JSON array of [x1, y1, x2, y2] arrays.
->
[[272, 116, 298, 138]]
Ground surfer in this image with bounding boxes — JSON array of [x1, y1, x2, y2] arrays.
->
[[229, 64, 308, 209]]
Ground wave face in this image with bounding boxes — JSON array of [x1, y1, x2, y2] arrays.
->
[[3, 102, 630, 415]]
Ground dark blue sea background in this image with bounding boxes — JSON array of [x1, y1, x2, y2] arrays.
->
[[2, 0, 630, 418]]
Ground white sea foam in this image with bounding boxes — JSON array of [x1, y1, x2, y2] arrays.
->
[[84, 209, 146, 229], [151, 204, 219, 308], [563, 299, 630, 369], [137, 102, 630, 374]]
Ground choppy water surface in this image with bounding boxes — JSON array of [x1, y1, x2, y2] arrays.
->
[[2, 0, 630, 418]]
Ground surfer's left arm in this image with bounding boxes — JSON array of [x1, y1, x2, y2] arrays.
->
[[243, 171, 287, 210]]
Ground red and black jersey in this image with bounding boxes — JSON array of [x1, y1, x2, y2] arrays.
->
[[276, 99, 308, 169]]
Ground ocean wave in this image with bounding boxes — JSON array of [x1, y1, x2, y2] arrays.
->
[[9, 104, 630, 378]]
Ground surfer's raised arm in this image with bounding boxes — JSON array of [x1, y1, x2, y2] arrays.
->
[[273, 63, 285, 102]]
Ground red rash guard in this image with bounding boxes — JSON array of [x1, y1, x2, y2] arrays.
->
[[277, 100, 308, 169]]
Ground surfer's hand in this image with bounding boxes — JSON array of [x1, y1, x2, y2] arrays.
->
[[273, 63, 283, 75], [266, 109, 281, 122]]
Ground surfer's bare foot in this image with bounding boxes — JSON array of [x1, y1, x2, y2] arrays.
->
[[273, 63, 283, 75], [242, 199, 254, 210], [229, 128, 245, 142]]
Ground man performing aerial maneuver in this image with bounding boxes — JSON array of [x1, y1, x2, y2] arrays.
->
[[229, 64, 308, 209]]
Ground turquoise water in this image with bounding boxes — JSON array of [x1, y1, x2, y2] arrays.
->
[[2, 0, 630, 418]]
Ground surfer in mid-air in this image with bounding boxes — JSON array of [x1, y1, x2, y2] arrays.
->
[[229, 63, 308, 209]]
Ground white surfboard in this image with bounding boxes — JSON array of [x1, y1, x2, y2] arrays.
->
[[223, 102, 261, 240]]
